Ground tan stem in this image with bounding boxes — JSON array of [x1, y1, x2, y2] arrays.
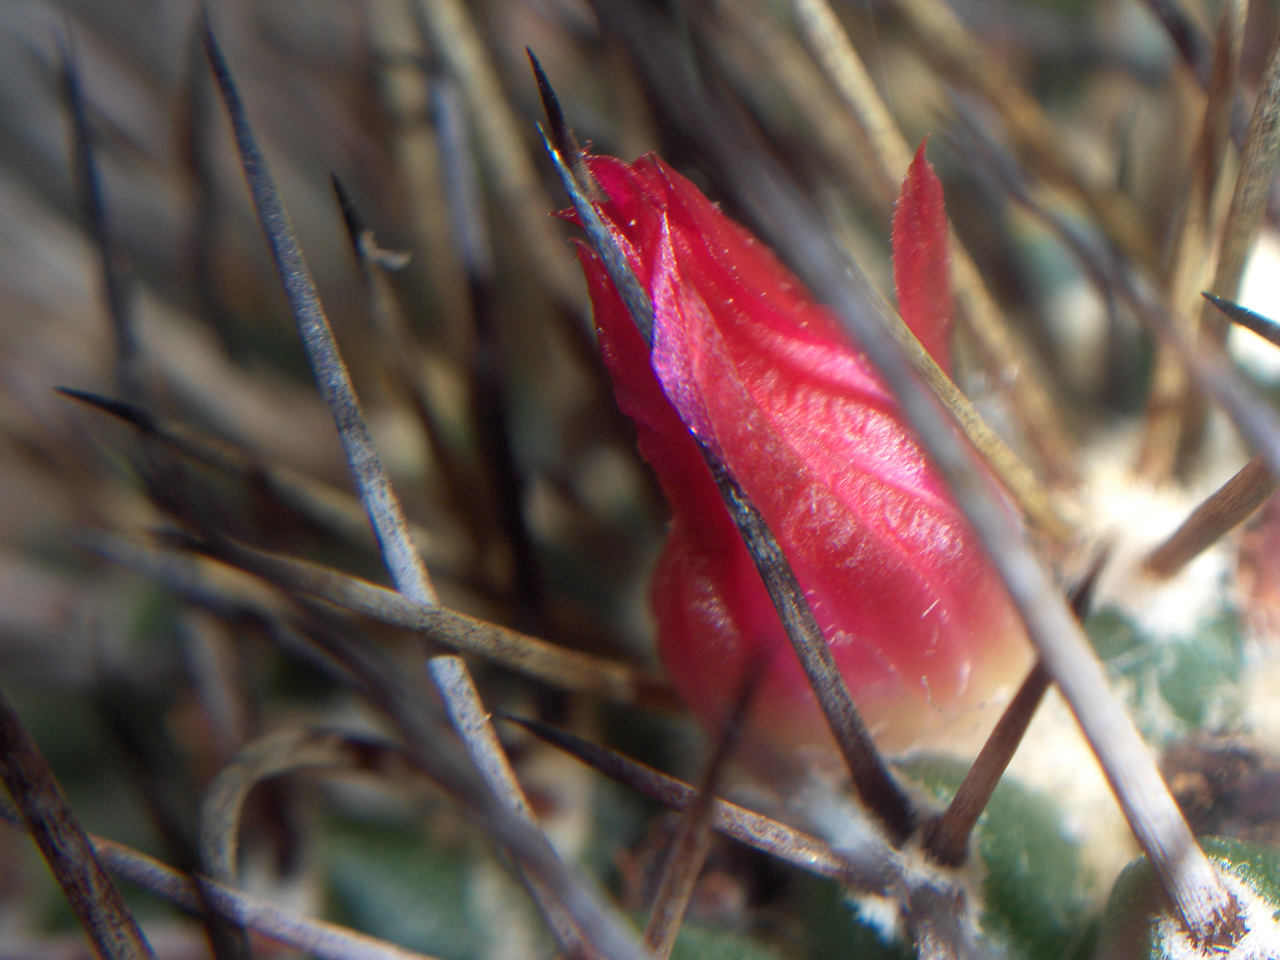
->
[[1147, 454, 1277, 577]]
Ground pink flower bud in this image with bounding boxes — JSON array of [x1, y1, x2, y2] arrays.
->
[[576, 146, 1030, 753]]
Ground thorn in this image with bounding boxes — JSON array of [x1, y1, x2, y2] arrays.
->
[[527, 48, 589, 191], [330, 173, 369, 279], [1203, 292, 1280, 348], [56, 28, 142, 400], [1147, 454, 1276, 577], [496, 713, 889, 887], [202, 6, 437, 607], [538, 124, 654, 345], [643, 660, 762, 960], [923, 543, 1112, 866], [701, 447, 916, 844], [54, 386, 154, 431]]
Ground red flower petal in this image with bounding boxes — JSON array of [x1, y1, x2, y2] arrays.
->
[[579, 153, 1028, 754], [892, 141, 953, 374]]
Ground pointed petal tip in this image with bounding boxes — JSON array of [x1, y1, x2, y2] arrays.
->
[[893, 136, 953, 372]]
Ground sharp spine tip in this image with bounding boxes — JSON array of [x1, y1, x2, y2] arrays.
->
[[526, 48, 587, 189], [1203, 291, 1280, 348]]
